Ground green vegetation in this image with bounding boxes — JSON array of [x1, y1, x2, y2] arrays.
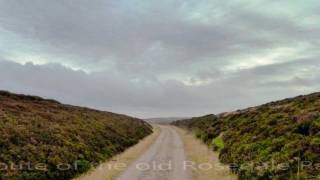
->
[[0, 91, 152, 179], [173, 92, 320, 179], [212, 136, 224, 151]]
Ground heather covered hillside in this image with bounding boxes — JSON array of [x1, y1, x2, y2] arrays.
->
[[173, 92, 320, 179], [0, 91, 152, 179]]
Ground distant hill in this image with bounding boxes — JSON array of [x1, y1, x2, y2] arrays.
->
[[173, 92, 320, 179], [0, 91, 152, 179], [145, 117, 188, 124]]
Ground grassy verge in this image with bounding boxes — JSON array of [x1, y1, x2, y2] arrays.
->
[[175, 127, 235, 180], [76, 126, 161, 180]]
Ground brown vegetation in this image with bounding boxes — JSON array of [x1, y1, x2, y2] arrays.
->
[[0, 91, 152, 179]]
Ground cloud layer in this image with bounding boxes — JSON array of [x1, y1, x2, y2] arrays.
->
[[0, 0, 319, 117]]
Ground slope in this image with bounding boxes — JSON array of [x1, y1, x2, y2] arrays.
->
[[0, 91, 152, 179], [173, 92, 320, 179]]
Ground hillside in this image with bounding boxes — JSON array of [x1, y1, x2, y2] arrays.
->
[[173, 92, 320, 179], [0, 91, 152, 180]]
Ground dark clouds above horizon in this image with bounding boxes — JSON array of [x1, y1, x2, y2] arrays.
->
[[0, 0, 319, 118]]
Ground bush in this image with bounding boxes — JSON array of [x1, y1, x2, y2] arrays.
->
[[212, 136, 224, 151]]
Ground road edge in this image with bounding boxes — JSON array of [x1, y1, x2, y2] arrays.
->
[[175, 127, 236, 180], [75, 125, 161, 180]]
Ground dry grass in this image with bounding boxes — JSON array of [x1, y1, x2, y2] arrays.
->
[[75, 126, 161, 180], [175, 127, 236, 180]]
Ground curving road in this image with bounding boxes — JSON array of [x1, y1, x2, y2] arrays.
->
[[116, 125, 193, 180]]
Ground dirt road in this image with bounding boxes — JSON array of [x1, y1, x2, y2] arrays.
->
[[116, 125, 193, 180], [77, 125, 233, 180]]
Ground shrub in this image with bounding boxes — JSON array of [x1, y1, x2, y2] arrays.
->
[[212, 136, 224, 151], [173, 92, 320, 179], [0, 91, 152, 179]]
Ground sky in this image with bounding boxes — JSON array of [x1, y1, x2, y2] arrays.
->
[[0, 0, 319, 118]]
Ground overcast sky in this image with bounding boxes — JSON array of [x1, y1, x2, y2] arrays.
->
[[0, 0, 319, 118]]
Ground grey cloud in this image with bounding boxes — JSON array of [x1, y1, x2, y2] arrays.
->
[[1, 0, 315, 73], [0, 0, 319, 117], [1, 59, 319, 117]]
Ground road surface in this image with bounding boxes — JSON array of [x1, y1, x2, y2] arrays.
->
[[116, 125, 193, 180]]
